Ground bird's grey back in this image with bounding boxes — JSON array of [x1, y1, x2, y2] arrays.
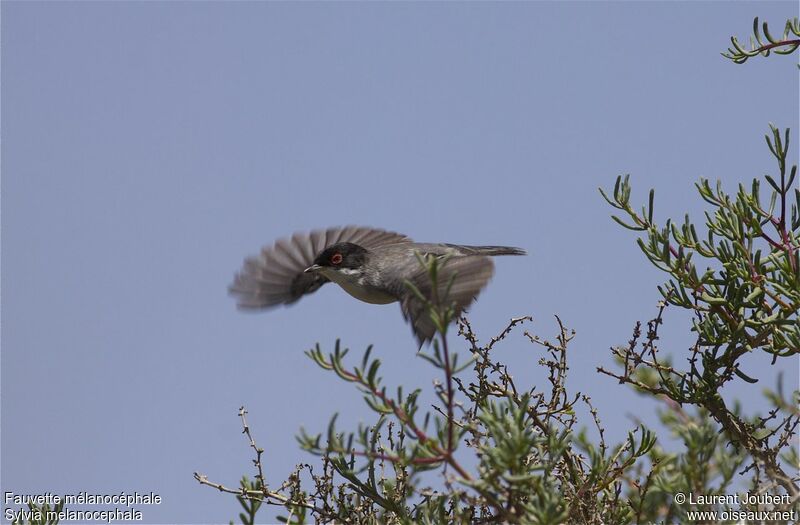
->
[[362, 241, 525, 344], [371, 242, 526, 258]]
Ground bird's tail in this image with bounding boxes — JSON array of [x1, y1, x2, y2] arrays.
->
[[445, 244, 527, 256]]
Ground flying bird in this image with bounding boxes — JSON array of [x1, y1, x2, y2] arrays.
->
[[229, 226, 526, 344]]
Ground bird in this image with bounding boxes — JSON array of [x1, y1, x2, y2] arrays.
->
[[229, 226, 526, 344]]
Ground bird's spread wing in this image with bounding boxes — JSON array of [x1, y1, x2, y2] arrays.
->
[[230, 226, 411, 309], [398, 255, 495, 345]]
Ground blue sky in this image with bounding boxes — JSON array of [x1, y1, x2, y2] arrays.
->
[[2, 2, 798, 523]]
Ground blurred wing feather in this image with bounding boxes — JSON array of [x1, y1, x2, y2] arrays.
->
[[399, 256, 495, 345]]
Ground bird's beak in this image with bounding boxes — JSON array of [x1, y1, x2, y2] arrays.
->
[[304, 264, 322, 274]]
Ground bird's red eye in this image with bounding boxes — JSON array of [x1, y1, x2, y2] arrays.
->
[[331, 253, 343, 265]]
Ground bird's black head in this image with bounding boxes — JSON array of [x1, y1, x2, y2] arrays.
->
[[312, 242, 368, 270]]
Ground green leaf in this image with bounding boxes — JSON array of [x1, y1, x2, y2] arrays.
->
[[611, 214, 646, 231], [734, 367, 759, 384]]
